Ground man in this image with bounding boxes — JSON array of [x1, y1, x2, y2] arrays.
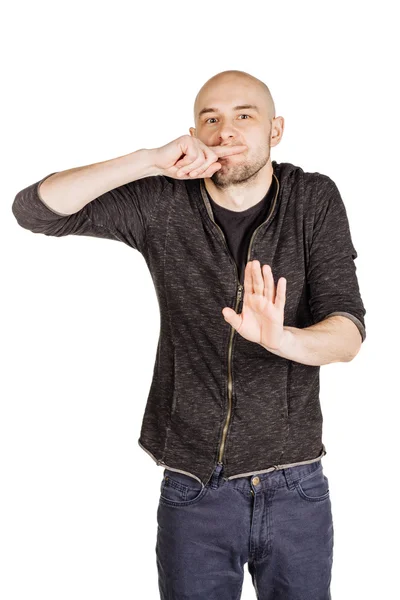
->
[[12, 69, 366, 599]]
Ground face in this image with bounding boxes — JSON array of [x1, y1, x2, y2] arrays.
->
[[190, 76, 276, 189]]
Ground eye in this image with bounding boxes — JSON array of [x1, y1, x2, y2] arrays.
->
[[205, 114, 251, 124]]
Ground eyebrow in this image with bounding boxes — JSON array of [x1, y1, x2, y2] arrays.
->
[[198, 104, 260, 118]]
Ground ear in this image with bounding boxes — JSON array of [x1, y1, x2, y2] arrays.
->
[[270, 116, 285, 148], [189, 127, 196, 137]]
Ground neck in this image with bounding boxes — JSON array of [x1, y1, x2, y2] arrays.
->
[[203, 159, 274, 212]]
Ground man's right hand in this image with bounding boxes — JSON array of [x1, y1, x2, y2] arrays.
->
[[152, 135, 248, 179]]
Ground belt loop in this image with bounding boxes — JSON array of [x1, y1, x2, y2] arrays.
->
[[210, 463, 223, 489], [283, 466, 296, 490]]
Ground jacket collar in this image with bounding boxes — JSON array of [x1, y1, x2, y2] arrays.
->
[[188, 160, 284, 228]]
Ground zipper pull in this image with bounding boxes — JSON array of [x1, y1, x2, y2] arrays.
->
[[237, 284, 244, 302]]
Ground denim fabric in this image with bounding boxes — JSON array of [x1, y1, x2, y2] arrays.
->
[[156, 459, 333, 599]]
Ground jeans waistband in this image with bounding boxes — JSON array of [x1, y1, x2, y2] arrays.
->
[[162, 446, 327, 491]]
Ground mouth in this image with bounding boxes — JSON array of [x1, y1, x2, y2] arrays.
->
[[219, 154, 242, 161]]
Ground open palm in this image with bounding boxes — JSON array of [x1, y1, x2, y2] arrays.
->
[[222, 260, 287, 351]]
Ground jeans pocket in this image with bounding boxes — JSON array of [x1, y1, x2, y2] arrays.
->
[[159, 470, 208, 507], [294, 465, 330, 502]]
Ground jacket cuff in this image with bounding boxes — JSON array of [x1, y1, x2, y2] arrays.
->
[[37, 172, 71, 217], [325, 311, 366, 343]]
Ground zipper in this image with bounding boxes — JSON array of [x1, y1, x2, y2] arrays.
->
[[199, 173, 280, 467], [245, 174, 280, 263], [217, 279, 243, 463]]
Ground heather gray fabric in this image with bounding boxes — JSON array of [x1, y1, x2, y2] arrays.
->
[[12, 160, 366, 485]]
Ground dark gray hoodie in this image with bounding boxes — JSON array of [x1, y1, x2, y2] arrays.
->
[[11, 160, 366, 485]]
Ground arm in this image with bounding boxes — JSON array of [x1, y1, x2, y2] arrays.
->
[[305, 176, 366, 341], [264, 175, 366, 365], [261, 314, 362, 366], [36, 149, 159, 216], [11, 149, 165, 253], [12, 136, 248, 251], [223, 176, 367, 367]]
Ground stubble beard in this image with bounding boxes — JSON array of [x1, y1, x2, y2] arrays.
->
[[210, 145, 271, 190]]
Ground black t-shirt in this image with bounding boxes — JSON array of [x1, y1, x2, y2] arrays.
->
[[206, 175, 277, 285]]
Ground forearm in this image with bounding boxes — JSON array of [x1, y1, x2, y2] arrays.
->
[[37, 148, 159, 215], [261, 316, 362, 366]]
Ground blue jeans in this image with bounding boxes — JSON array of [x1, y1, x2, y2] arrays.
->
[[156, 459, 334, 599]]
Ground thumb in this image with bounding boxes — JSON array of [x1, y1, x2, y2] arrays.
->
[[222, 307, 242, 330]]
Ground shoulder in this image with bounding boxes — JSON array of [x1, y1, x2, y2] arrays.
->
[[273, 159, 334, 190], [274, 161, 340, 218]]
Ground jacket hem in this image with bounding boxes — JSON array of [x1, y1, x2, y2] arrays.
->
[[225, 445, 327, 480], [138, 438, 327, 484], [137, 438, 205, 486]]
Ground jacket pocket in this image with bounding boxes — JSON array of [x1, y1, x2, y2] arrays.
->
[[169, 346, 223, 427], [170, 350, 178, 418], [235, 357, 290, 421], [227, 356, 291, 467]]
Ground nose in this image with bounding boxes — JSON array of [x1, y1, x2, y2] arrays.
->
[[217, 123, 239, 144]]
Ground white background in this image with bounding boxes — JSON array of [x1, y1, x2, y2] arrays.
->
[[2, 1, 398, 598]]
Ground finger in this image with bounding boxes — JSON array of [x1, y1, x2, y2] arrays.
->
[[173, 161, 221, 180], [178, 148, 214, 176], [275, 277, 287, 311], [243, 261, 254, 298], [211, 144, 248, 158], [176, 154, 206, 175], [187, 151, 219, 178], [222, 307, 242, 332], [197, 163, 222, 178], [252, 260, 264, 295], [175, 149, 203, 170], [262, 264, 274, 303]]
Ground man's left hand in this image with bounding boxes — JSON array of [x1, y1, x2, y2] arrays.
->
[[222, 260, 287, 351]]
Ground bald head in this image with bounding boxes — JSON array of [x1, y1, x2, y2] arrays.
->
[[193, 70, 276, 124]]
